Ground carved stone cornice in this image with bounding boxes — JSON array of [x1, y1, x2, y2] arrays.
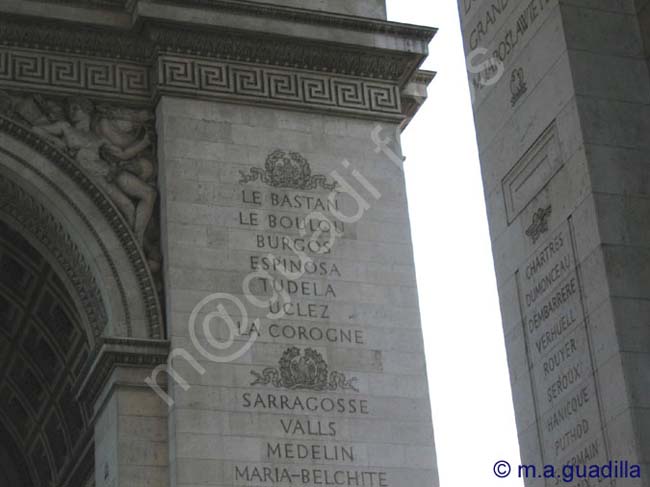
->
[[77, 337, 170, 407], [22, 0, 127, 8], [0, 18, 151, 62], [0, 8, 433, 119], [147, 0, 437, 41], [155, 54, 403, 118], [413, 70, 437, 85], [147, 24, 416, 82], [0, 15, 423, 84], [20, 0, 437, 42], [400, 69, 436, 130]]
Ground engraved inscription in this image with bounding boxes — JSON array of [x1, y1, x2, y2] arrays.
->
[[231, 150, 393, 485], [517, 221, 609, 479]]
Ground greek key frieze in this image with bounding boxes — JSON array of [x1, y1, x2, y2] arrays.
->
[[0, 49, 403, 117], [0, 48, 150, 100], [157, 56, 402, 116]]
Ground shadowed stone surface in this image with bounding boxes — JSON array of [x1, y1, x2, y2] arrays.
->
[[458, 1, 650, 485]]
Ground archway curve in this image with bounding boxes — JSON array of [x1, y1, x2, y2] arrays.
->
[[0, 220, 95, 487], [0, 113, 163, 341]]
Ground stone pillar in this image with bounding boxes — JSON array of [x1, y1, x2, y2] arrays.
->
[[156, 93, 438, 486], [0, 1, 438, 486], [79, 339, 170, 487], [458, 0, 650, 484]]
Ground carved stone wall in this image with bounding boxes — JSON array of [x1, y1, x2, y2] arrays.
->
[[0, 3, 436, 487]]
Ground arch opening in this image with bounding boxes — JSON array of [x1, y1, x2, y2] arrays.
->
[[0, 220, 94, 487]]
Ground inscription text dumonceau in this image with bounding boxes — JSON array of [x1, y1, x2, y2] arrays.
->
[[519, 222, 607, 473]]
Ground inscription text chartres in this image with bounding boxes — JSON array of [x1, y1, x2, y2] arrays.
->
[[517, 222, 609, 482]]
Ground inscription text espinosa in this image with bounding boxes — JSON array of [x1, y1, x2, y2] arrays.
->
[[234, 152, 388, 486]]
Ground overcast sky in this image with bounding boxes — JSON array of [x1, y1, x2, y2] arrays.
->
[[385, 2, 524, 486]]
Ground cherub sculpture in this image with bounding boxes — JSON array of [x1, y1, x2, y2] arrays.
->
[[30, 97, 156, 246]]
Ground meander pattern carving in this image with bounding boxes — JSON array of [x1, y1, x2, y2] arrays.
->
[[157, 56, 402, 115], [0, 48, 150, 99], [0, 17, 420, 118]]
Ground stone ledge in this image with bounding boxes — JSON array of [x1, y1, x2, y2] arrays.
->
[[401, 69, 436, 129], [77, 337, 170, 408]]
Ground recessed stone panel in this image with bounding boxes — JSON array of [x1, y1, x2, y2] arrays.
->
[[503, 121, 562, 223]]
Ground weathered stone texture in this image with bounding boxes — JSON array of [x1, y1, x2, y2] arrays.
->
[[459, 0, 650, 483]]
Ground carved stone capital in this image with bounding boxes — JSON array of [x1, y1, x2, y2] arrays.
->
[[77, 337, 170, 409]]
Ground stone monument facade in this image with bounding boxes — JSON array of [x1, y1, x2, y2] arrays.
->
[[458, 1, 649, 485], [0, 1, 438, 486]]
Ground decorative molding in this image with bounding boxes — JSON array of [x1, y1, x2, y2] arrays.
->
[[0, 171, 108, 339], [526, 205, 552, 244], [503, 121, 561, 224], [0, 13, 429, 118], [0, 114, 163, 338], [0, 46, 404, 118], [0, 48, 150, 101], [25, 0, 437, 42], [240, 149, 337, 190], [0, 16, 426, 84], [251, 347, 359, 392], [16, 0, 127, 8], [77, 337, 170, 406], [155, 0, 437, 41], [0, 18, 151, 62], [400, 69, 436, 130], [148, 24, 416, 82], [156, 55, 401, 117], [413, 69, 437, 85]]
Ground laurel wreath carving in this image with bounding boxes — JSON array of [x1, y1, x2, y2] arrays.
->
[[250, 347, 359, 392], [239, 150, 337, 191], [526, 205, 552, 244]]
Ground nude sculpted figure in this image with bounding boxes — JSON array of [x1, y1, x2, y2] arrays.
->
[[31, 97, 156, 246]]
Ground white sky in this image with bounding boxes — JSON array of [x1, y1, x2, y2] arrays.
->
[[385, 2, 525, 486]]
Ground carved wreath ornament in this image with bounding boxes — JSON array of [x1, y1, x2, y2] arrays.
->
[[250, 347, 359, 392], [526, 205, 552, 243], [239, 149, 337, 190], [510, 67, 528, 107]]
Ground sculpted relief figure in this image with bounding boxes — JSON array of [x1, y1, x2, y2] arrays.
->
[[0, 91, 161, 275], [32, 97, 156, 243]]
